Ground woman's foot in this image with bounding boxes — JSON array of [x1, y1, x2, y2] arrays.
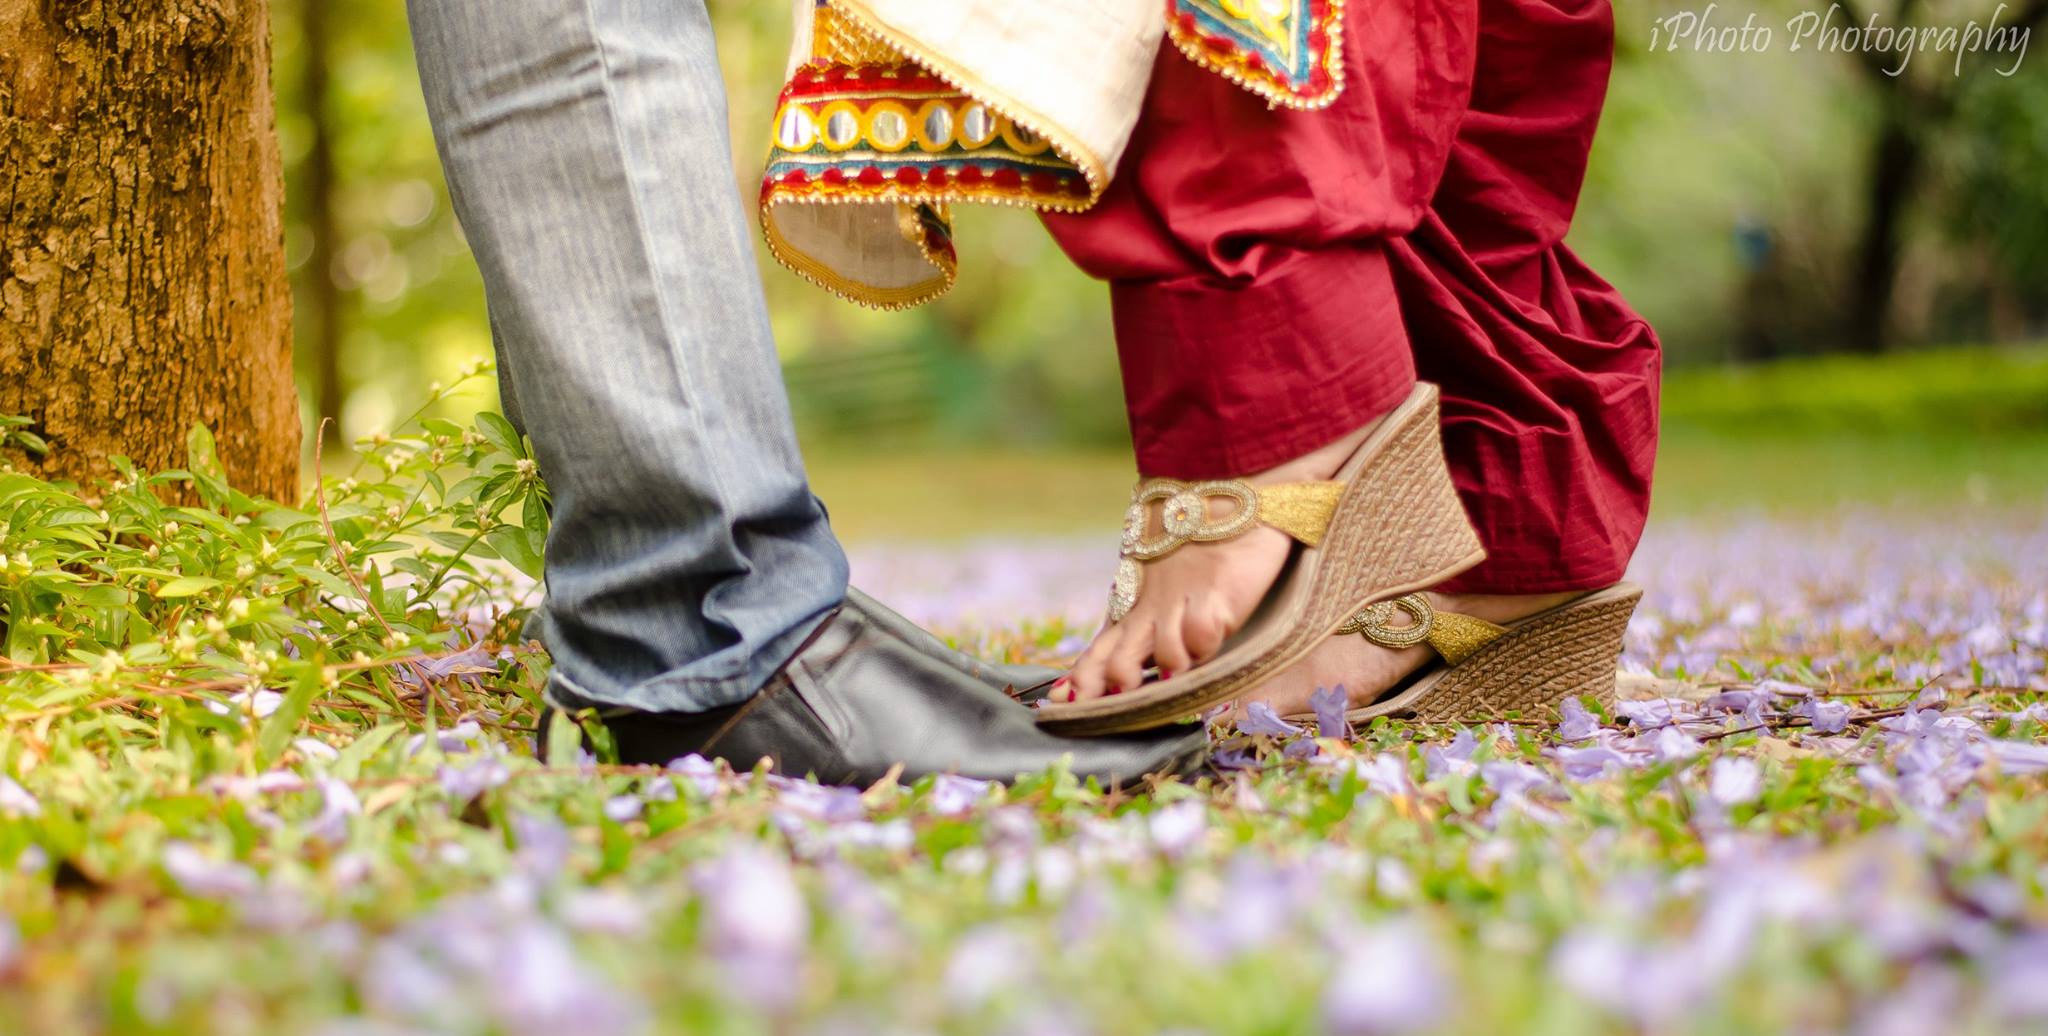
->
[[1057, 416, 1388, 703], [1226, 589, 1586, 723]]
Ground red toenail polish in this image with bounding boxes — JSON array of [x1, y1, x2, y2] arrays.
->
[[1159, 670, 1174, 680], [1052, 676, 1069, 688], [1107, 684, 1122, 696]]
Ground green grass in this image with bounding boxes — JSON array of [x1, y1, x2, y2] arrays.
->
[[6, 348, 2048, 1034]]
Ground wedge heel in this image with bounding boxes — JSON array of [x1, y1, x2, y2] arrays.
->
[[1332, 583, 1643, 726]]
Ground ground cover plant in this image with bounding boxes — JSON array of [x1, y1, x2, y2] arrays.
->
[[4, 367, 2048, 1035]]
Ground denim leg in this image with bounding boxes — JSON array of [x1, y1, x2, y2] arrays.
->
[[406, 0, 849, 711]]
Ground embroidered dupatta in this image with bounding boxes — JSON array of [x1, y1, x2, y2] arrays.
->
[[758, 0, 1346, 308]]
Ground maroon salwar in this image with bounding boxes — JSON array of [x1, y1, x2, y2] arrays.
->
[[1042, 0, 1660, 594]]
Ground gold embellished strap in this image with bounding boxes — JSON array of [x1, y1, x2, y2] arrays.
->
[[1253, 481, 1343, 547], [1106, 476, 1342, 624], [1341, 594, 1507, 666], [1425, 610, 1509, 666]]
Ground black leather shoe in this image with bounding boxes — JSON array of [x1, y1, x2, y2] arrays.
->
[[598, 602, 1207, 788], [841, 587, 1061, 701]]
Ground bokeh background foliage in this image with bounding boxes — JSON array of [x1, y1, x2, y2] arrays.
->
[[267, 0, 2048, 523]]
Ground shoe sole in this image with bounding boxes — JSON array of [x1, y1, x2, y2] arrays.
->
[[1322, 582, 1643, 725], [1035, 383, 1486, 736]]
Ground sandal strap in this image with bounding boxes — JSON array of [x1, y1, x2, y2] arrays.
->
[[1339, 593, 1506, 666], [1120, 478, 1342, 561], [1107, 477, 1342, 624]]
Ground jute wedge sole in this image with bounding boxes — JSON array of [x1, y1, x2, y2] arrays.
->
[[1296, 582, 1643, 726], [1035, 383, 1486, 736]]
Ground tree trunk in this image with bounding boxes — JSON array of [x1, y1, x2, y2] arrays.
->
[[298, 0, 344, 439], [0, 0, 299, 501], [1844, 110, 1921, 354]]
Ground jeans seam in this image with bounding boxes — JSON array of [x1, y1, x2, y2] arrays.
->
[[573, 0, 811, 701], [572, 0, 750, 595]]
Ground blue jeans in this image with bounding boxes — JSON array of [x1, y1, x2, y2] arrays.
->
[[407, 0, 849, 711]]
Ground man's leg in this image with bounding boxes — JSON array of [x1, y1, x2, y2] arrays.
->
[[407, 0, 847, 712], [404, 0, 1210, 781]]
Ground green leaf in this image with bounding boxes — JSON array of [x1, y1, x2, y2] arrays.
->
[[155, 576, 223, 598], [74, 585, 133, 608], [545, 709, 582, 767], [522, 490, 550, 538], [185, 423, 231, 507], [257, 673, 325, 767], [486, 526, 544, 579], [475, 412, 525, 459], [334, 723, 405, 781]]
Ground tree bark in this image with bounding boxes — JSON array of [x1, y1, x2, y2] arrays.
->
[[0, 0, 299, 501], [1844, 111, 1921, 354], [298, 0, 344, 438]]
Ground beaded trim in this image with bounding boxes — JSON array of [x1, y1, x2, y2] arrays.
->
[[1340, 595, 1508, 666], [1164, 0, 1347, 110], [759, 2, 1099, 310], [762, 72, 1093, 210], [1107, 478, 1341, 623]]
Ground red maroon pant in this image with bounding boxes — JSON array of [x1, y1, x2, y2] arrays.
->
[[1043, 0, 1660, 594]]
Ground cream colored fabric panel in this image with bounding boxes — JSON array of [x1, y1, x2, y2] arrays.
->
[[785, 0, 816, 78], [767, 202, 943, 300], [839, 0, 1164, 182]]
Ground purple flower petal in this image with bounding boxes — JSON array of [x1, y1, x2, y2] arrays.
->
[[1211, 745, 1263, 771], [927, 774, 993, 817], [1794, 698, 1851, 734], [1651, 726, 1702, 763], [1555, 697, 1601, 742], [1479, 760, 1551, 798], [665, 754, 720, 797], [307, 778, 361, 844], [1424, 729, 1479, 779], [1322, 922, 1446, 1034], [0, 776, 40, 817], [1551, 744, 1630, 782], [1616, 698, 1694, 729], [1237, 702, 1303, 738], [1707, 757, 1761, 806], [511, 814, 571, 879], [1981, 739, 2048, 774], [768, 776, 866, 822], [1311, 685, 1350, 740], [438, 756, 511, 801], [162, 842, 260, 900], [1148, 800, 1207, 856], [404, 720, 483, 758], [1346, 754, 1412, 797], [695, 846, 808, 1011]]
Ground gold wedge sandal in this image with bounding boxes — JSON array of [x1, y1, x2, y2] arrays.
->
[[1035, 382, 1486, 736], [1285, 582, 1643, 726]]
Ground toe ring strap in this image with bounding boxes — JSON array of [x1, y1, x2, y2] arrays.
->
[[1109, 477, 1343, 624]]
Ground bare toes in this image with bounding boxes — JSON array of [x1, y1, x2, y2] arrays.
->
[[1152, 596, 1193, 678], [1103, 618, 1154, 695], [1182, 596, 1230, 663], [1068, 627, 1123, 701]]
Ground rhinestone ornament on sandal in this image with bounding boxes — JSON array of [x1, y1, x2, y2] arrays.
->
[[1339, 593, 1507, 665], [1109, 478, 1341, 623]]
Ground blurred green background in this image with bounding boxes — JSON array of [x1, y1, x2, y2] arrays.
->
[[269, 0, 2048, 540]]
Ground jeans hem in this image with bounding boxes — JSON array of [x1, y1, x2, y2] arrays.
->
[[542, 603, 836, 715]]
